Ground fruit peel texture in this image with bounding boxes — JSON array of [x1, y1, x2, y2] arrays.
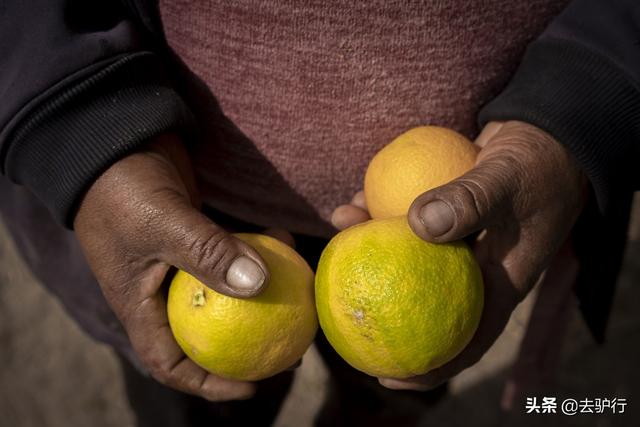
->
[[168, 233, 318, 381], [316, 216, 483, 378]]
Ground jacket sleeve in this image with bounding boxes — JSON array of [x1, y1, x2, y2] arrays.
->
[[479, 0, 640, 343], [0, 0, 194, 226], [478, 0, 640, 213]]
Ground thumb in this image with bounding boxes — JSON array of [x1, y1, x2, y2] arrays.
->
[[407, 156, 517, 243], [160, 205, 269, 298]]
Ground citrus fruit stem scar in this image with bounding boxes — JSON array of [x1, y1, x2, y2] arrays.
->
[[192, 288, 206, 307]]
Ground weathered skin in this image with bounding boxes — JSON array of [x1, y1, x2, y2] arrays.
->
[[332, 120, 587, 391], [74, 133, 269, 401]]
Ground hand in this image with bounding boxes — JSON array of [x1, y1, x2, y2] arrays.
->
[[332, 121, 587, 390], [74, 133, 270, 401]]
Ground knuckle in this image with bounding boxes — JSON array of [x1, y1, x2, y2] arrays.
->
[[448, 179, 489, 223], [186, 373, 208, 393], [143, 354, 176, 387], [146, 361, 170, 385], [188, 229, 234, 269], [151, 373, 170, 387], [207, 389, 233, 402]]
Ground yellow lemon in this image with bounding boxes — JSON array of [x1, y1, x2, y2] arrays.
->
[[167, 233, 318, 381], [315, 216, 483, 378], [364, 126, 478, 218]]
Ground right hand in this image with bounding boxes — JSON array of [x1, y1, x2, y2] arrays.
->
[[333, 121, 586, 391], [74, 133, 269, 401]]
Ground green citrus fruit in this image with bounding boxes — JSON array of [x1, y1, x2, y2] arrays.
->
[[315, 216, 483, 378], [167, 233, 318, 381]]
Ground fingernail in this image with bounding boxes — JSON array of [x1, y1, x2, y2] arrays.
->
[[378, 378, 398, 389], [226, 256, 266, 292], [419, 201, 454, 236], [378, 377, 432, 391]]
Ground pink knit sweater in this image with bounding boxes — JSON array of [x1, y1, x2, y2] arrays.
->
[[159, 1, 568, 237]]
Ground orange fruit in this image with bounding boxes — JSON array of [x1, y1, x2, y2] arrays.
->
[[364, 126, 478, 218], [167, 233, 317, 381]]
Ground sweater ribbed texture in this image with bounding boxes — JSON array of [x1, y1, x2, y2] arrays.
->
[[5, 53, 194, 226], [479, 38, 640, 212]]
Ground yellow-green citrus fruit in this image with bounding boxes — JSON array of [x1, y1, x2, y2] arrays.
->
[[364, 126, 478, 219], [167, 233, 318, 381], [315, 216, 483, 378]]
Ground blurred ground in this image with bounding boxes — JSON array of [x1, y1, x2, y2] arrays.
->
[[0, 195, 638, 427]]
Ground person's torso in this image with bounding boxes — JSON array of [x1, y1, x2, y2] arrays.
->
[[159, 0, 569, 237]]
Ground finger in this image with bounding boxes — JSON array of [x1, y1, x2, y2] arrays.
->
[[407, 154, 517, 243], [474, 121, 504, 148], [351, 190, 368, 210], [124, 264, 256, 401], [286, 358, 303, 371], [263, 228, 296, 248], [331, 205, 371, 230], [160, 205, 269, 298], [169, 357, 256, 401], [378, 377, 432, 392]]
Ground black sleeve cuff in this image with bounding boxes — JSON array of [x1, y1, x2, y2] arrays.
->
[[478, 38, 640, 213], [3, 52, 194, 227]]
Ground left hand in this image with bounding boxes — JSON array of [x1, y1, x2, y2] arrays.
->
[[331, 121, 587, 391]]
